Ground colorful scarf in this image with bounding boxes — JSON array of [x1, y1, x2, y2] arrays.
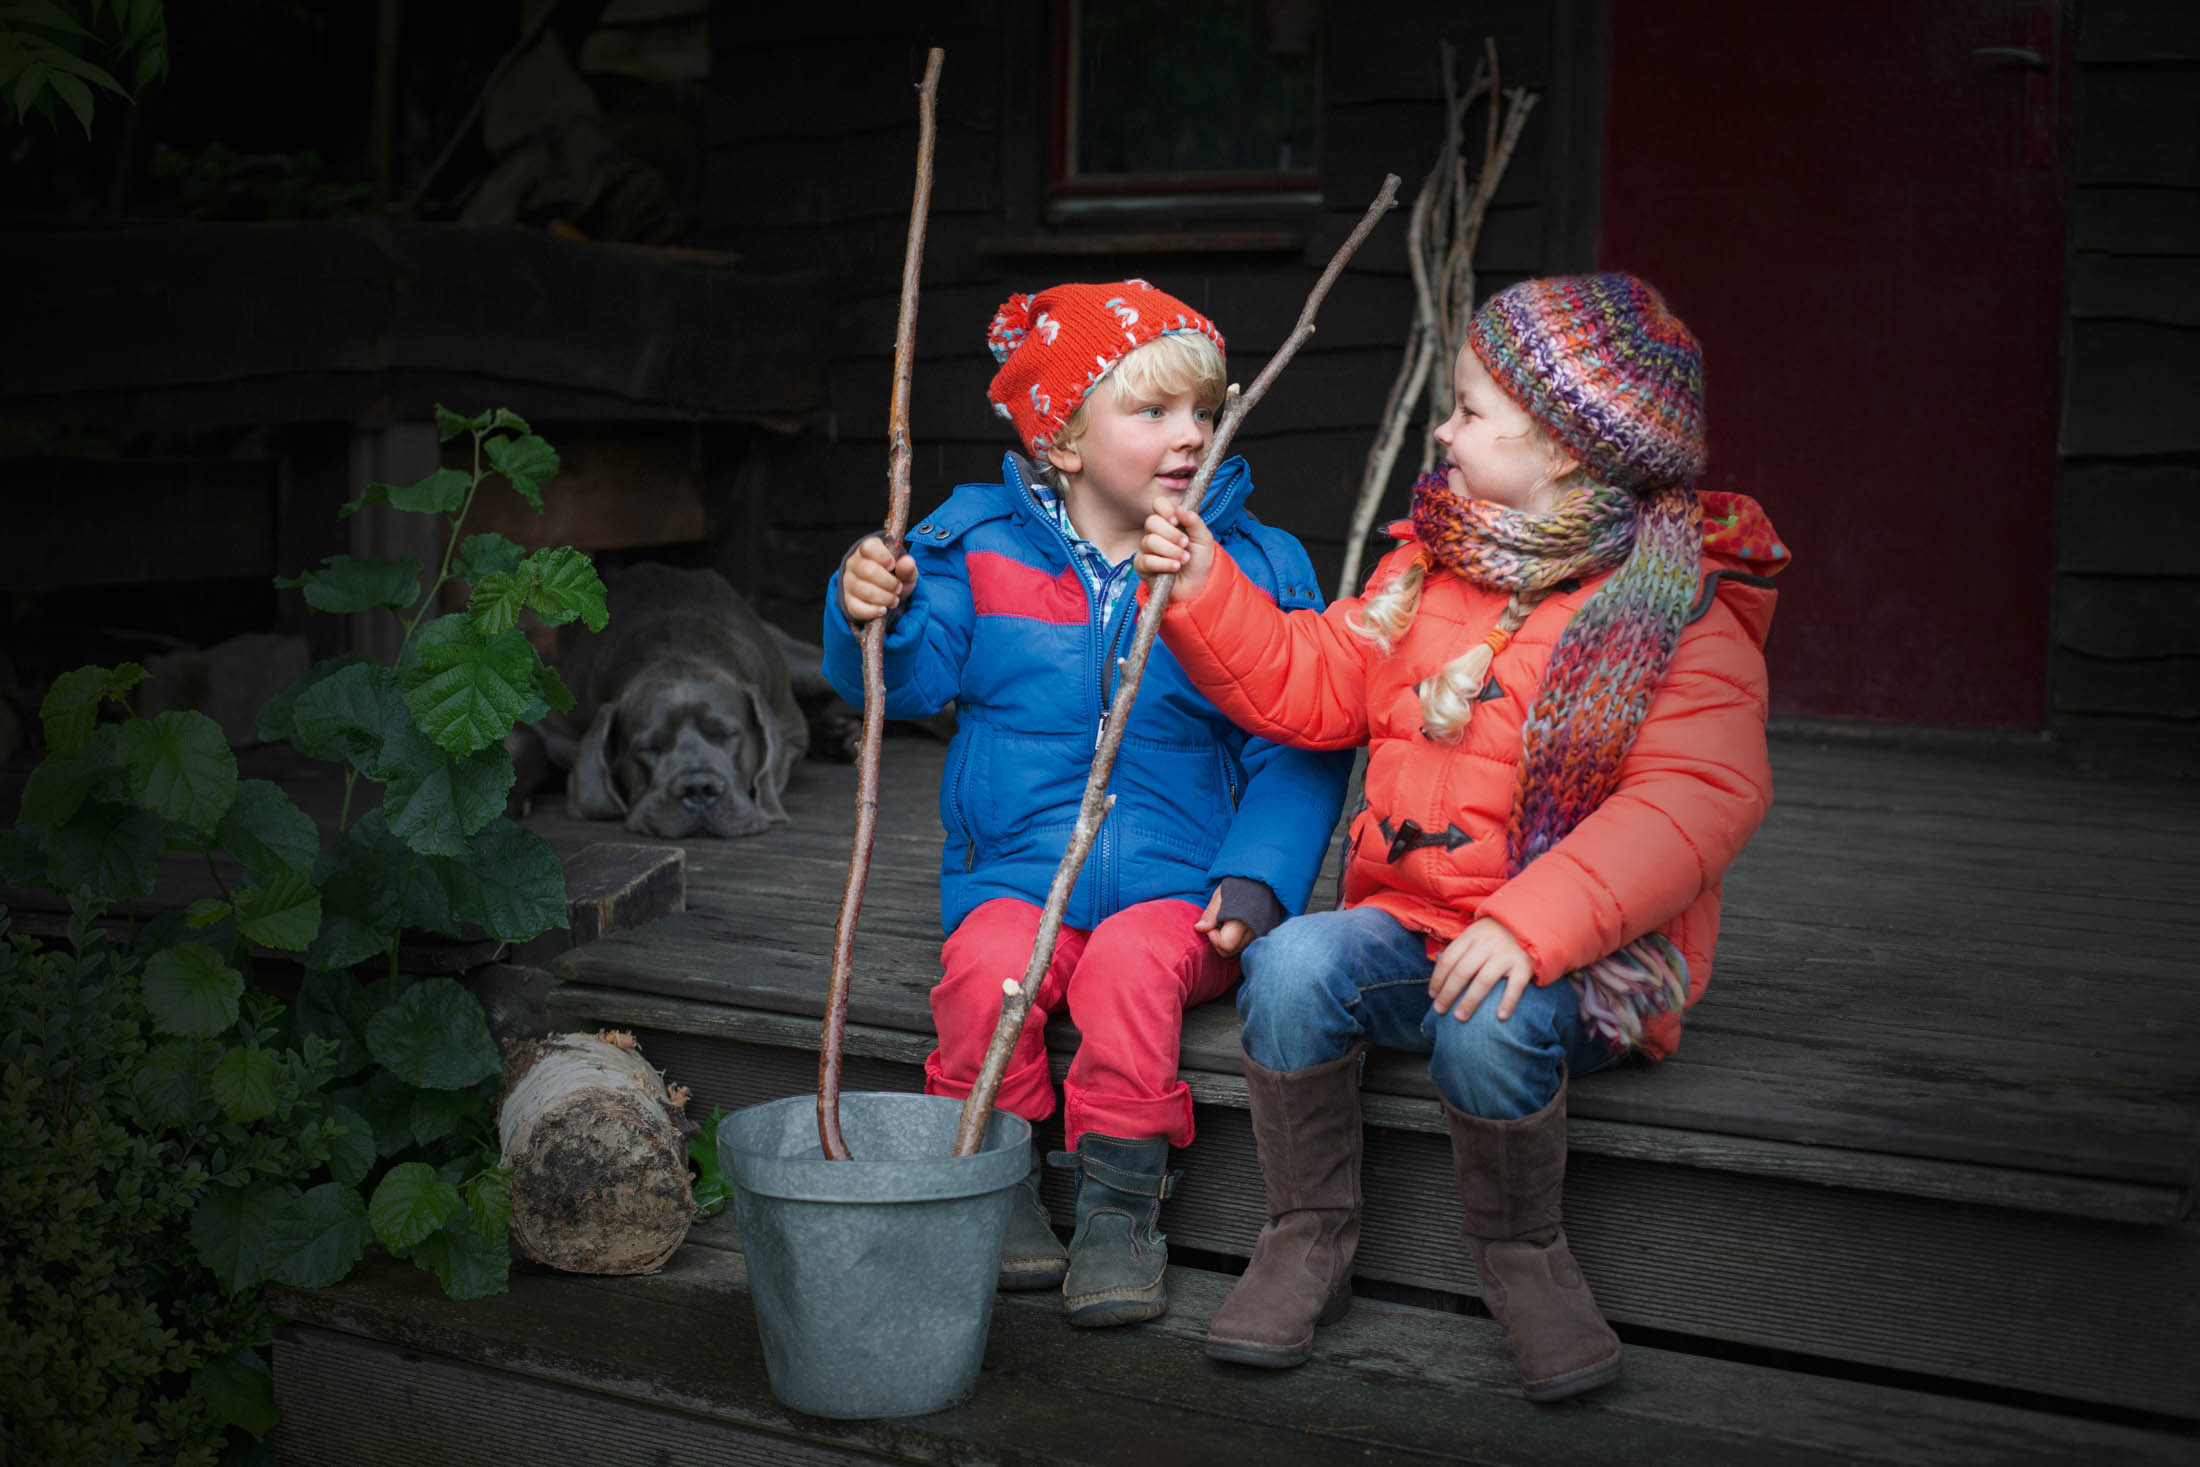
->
[[1408, 469, 1704, 1049]]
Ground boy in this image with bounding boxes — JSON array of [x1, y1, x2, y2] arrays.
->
[[824, 279, 1351, 1326]]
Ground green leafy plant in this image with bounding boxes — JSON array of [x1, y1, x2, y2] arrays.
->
[[0, 0, 168, 135], [1, 406, 605, 1462], [691, 1104, 734, 1218]]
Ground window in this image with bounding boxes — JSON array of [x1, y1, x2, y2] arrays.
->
[[1055, 0, 1320, 198]]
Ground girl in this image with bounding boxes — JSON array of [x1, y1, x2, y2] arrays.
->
[[1134, 274, 1787, 1397]]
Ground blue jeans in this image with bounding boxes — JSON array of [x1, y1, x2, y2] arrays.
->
[[1238, 906, 1621, 1119]]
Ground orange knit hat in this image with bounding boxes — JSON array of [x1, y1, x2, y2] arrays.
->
[[984, 279, 1225, 455]]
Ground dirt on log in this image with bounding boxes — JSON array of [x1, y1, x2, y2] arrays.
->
[[499, 1030, 696, 1275]]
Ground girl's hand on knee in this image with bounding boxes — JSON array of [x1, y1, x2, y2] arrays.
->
[[1135, 500, 1215, 599], [1195, 888, 1250, 956], [1430, 918, 1534, 1023]]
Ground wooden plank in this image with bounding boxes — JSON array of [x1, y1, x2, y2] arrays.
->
[[623, 1035, 2200, 1416], [270, 1229, 2200, 1458], [2059, 461, 2200, 575], [2079, 3, 2200, 61], [0, 456, 279, 592], [276, 1327, 890, 1466], [2055, 575, 2200, 658], [2069, 252, 2200, 325], [2064, 319, 2200, 455], [2077, 63, 2200, 186], [2051, 648, 2200, 718], [0, 222, 828, 427], [460, 425, 708, 553], [547, 989, 2184, 1226], [2071, 184, 2200, 253]]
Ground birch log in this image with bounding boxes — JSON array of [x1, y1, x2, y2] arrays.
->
[[500, 1031, 694, 1275]]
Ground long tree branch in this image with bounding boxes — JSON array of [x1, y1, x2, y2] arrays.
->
[[818, 46, 943, 1161], [950, 174, 1403, 1158]]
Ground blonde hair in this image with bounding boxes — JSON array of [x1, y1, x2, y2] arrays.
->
[[1047, 330, 1227, 460], [1349, 430, 1586, 742]]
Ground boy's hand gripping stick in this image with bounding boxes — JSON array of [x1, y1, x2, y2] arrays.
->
[[817, 47, 943, 1161], [950, 174, 1404, 1158]]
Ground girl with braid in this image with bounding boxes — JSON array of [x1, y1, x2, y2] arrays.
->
[[1134, 274, 1788, 1399]]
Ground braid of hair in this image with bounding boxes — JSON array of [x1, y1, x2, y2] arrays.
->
[[1347, 554, 1428, 653], [1418, 588, 1545, 741]]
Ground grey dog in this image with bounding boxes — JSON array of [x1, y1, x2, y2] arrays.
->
[[531, 563, 810, 839]]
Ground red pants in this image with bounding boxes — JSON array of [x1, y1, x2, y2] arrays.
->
[[924, 896, 1237, 1150]]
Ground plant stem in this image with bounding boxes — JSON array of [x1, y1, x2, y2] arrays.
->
[[398, 431, 486, 659], [950, 174, 1402, 1159], [339, 769, 357, 833], [818, 45, 944, 1162]]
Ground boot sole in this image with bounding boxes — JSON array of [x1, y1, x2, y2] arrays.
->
[[1521, 1349, 1622, 1402], [1203, 1289, 1352, 1368], [1064, 1283, 1167, 1327]]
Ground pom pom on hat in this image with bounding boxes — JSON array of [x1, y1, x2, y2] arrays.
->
[[1467, 273, 1706, 490], [984, 279, 1224, 455]]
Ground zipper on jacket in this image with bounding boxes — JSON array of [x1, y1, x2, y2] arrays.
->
[[945, 738, 978, 870]]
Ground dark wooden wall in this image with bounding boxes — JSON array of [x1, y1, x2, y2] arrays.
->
[[702, 1, 1602, 631], [2054, 1, 2200, 765]]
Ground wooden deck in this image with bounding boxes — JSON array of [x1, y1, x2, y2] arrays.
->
[[10, 729, 2200, 1458], [542, 733, 2200, 1214], [534, 730, 2200, 1435]]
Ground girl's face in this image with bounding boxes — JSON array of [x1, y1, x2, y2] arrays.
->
[[1432, 346, 1575, 513]]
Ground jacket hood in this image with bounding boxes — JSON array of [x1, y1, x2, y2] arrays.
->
[[1697, 490, 1787, 649]]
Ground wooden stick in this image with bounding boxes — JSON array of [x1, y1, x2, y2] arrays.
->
[[818, 46, 944, 1161], [950, 174, 1402, 1158], [1337, 43, 1536, 596]]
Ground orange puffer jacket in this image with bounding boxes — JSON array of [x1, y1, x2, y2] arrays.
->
[[1159, 495, 1784, 1060]]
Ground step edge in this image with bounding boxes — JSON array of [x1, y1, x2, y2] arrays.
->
[[547, 982, 2189, 1227]]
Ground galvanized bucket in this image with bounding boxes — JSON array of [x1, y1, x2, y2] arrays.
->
[[717, 1091, 1031, 1419]]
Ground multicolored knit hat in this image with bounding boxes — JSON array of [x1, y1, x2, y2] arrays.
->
[[985, 279, 1225, 455], [1467, 273, 1706, 491]]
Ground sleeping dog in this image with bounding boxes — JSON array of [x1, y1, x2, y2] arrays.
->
[[526, 563, 810, 839]]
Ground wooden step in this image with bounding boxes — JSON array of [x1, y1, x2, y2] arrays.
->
[[266, 1216, 2196, 1467], [545, 984, 2200, 1422]]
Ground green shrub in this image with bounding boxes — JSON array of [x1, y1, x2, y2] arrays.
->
[[0, 406, 604, 1463]]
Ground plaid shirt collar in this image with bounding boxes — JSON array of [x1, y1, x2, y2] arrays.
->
[[1025, 475, 1140, 622]]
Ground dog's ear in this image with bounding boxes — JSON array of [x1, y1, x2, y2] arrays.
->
[[742, 679, 808, 824], [567, 700, 630, 818]]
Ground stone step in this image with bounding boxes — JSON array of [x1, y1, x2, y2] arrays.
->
[[266, 1216, 2196, 1467], [547, 982, 2200, 1421]]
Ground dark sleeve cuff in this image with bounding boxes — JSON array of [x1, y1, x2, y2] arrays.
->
[[1213, 877, 1286, 943]]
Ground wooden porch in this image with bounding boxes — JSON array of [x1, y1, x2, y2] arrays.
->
[[268, 729, 2200, 1462], [9, 727, 2192, 1460]]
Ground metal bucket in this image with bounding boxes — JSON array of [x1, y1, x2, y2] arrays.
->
[[717, 1091, 1031, 1419]]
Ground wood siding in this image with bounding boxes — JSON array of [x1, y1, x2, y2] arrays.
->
[[703, 2, 1601, 628], [2055, 1, 2200, 762]]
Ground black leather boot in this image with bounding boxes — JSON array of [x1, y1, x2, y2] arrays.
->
[[1052, 1133, 1175, 1327]]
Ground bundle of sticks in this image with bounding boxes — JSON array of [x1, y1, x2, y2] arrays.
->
[[1337, 38, 1538, 598]]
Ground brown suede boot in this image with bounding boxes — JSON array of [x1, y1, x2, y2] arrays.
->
[[1445, 1079, 1622, 1401], [1205, 1047, 1364, 1368]]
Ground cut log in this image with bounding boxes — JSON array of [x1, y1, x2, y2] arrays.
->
[[499, 1030, 695, 1275]]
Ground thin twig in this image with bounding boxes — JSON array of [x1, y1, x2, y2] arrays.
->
[[1337, 41, 1535, 596], [818, 46, 943, 1161], [950, 175, 1402, 1158]]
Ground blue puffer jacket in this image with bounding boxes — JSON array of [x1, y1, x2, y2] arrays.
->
[[824, 453, 1352, 936]]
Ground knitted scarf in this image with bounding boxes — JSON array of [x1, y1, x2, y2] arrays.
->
[[1408, 469, 1705, 1049]]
